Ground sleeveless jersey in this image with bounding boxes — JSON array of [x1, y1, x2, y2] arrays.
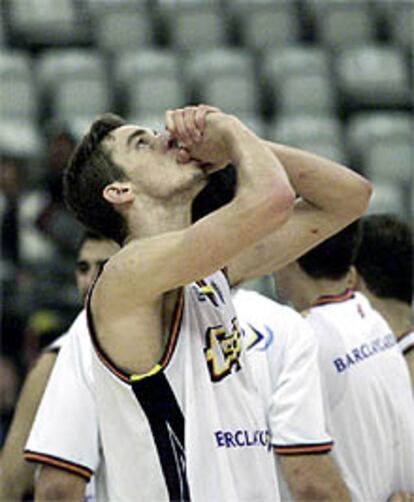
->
[[305, 290, 414, 501], [87, 271, 279, 501]]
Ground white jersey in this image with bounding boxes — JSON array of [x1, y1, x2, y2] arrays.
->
[[305, 290, 414, 501], [44, 331, 69, 353], [398, 329, 414, 356], [89, 271, 278, 501], [25, 311, 107, 501], [232, 289, 332, 454]]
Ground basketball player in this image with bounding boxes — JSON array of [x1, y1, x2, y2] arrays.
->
[[27, 166, 348, 500], [274, 222, 414, 500], [353, 213, 414, 387], [26, 105, 370, 499], [0, 231, 118, 500]]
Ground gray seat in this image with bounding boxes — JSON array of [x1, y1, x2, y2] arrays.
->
[[54, 78, 111, 121], [37, 49, 107, 93], [228, 0, 300, 49], [268, 115, 343, 149], [0, 119, 43, 159], [91, 5, 154, 53], [0, 50, 37, 119], [198, 73, 259, 115], [185, 48, 254, 98], [363, 140, 413, 185], [385, 2, 414, 51], [124, 75, 187, 116], [368, 181, 407, 218], [336, 45, 411, 107], [346, 112, 413, 160], [115, 49, 179, 89], [277, 73, 336, 115], [261, 46, 331, 111], [9, 0, 88, 45], [312, 1, 376, 48], [160, 2, 227, 50]]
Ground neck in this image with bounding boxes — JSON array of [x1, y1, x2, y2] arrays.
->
[[364, 292, 413, 339], [301, 277, 350, 311], [124, 195, 193, 242]]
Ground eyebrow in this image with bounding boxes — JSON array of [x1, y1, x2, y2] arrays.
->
[[126, 128, 147, 148]]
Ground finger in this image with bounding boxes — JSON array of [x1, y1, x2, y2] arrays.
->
[[195, 104, 220, 131], [182, 107, 201, 143], [174, 109, 192, 145], [165, 110, 176, 136]]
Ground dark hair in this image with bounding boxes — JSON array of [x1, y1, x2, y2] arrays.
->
[[355, 213, 413, 304], [63, 113, 128, 245], [298, 221, 362, 280], [191, 164, 236, 222]]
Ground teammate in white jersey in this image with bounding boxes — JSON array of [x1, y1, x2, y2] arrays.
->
[[274, 222, 414, 501], [352, 213, 414, 387], [28, 105, 369, 499], [0, 231, 118, 500]]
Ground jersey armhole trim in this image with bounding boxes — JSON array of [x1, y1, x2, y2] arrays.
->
[[402, 343, 414, 356], [24, 450, 93, 481], [273, 440, 334, 456]]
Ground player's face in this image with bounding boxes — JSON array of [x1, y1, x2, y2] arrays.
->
[[75, 239, 120, 303], [104, 124, 207, 200]]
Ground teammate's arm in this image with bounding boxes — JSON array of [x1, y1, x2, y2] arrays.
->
[[96, 108, 295, 304], [227, 142, 372, 285], [278, 454, 350, 501], [0, 352, 57, 500], [34, 465, 86, 501]]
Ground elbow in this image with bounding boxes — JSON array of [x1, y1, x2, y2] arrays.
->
[[268, 183, 295, 229], [355, 177, 372, 215]]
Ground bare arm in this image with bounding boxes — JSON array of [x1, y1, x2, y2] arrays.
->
[[278, 454, 350, 502], [228, 142, 372, 285], [0, 352, 57, 500], [35, 465, 86, 501]]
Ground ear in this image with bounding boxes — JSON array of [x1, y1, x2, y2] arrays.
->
[[347, 265, 359, 290], [102, 181, 134, 206]]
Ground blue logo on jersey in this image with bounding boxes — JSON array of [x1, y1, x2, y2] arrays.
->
[[215, 429, 270, 450], [244, 324, 274, 352], [333, 333, 396, 373]]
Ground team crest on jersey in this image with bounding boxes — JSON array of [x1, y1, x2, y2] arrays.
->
[[194, 279, 225, 307], [204, 318, 242, 382]]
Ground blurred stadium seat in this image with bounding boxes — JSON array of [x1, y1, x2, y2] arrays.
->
[[9, 0, 89, 46], [159, 2, 227, 50], [269, 115, 343, 148], [311, 1, 377, 48], [0, 119, 43, 160], [90, 4, 154, 54], [363, 140, 413, 185], [346, 112, 413, 161], [368, 181, 407, 218], [36, 49, 108, 120], [336, 45, 412, 108], [0, 50, 38, 120], [227, 0, 300, 50]]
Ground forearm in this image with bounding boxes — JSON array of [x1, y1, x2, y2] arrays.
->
[[278, 453, 350, 502], [264, 141, 371, 218]]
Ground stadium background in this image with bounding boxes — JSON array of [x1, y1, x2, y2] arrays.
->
[[0, 0, 413, 445]]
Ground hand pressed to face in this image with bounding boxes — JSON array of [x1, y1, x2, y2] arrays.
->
[[165, 105, 233, 171]]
